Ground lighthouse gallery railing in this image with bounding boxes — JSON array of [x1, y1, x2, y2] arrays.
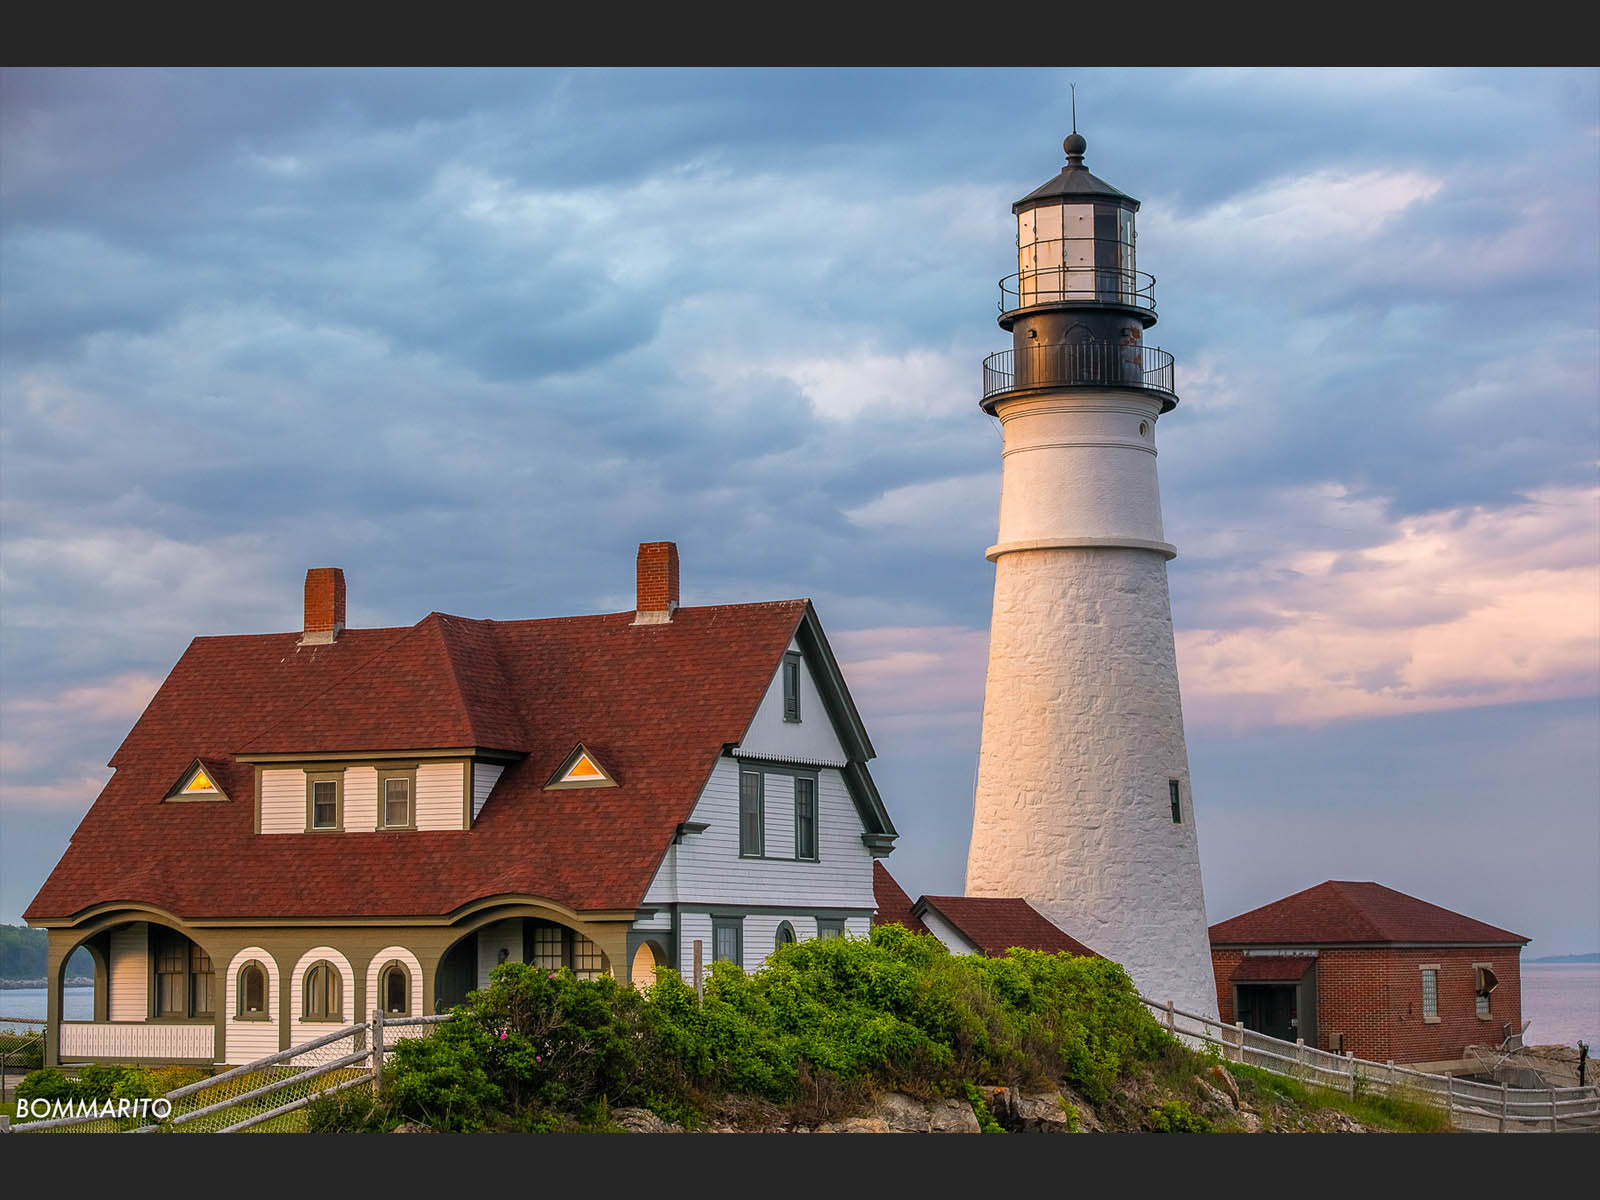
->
[[982, 342, 1175, 403]]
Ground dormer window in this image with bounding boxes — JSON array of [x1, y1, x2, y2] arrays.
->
[[307, 773, 342, 831], [783, 652, 802, 723], [164, 759, 230, 803], [378, 767, 416, 830]]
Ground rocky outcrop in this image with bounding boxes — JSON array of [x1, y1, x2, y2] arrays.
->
[[611, 1107, 685, 1133]]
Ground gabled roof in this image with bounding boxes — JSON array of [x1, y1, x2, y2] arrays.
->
[[915, 895, 1099, 959], [870, 862, 928, 935], [1230, 956, 1317, 983], [1208, 881, 1529, 948], [27, 599, 894, 923]]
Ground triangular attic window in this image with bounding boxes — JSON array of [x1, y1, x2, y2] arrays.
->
[[164, 759, 230, 802], [545, 744, 618, 789]]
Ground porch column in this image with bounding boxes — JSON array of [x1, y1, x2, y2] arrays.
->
[[44, 930, 69, 1068]]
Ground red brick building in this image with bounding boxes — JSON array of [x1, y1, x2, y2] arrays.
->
[[871, 862, 1098, 958], [1209, 881, 1529, 1070]]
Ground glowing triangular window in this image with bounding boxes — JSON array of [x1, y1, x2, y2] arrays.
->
[[546, 744, 618, 789], [165, 759, 230, 802], [182, 767, 218, 793]]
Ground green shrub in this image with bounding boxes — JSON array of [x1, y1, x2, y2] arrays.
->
[[306, 1086, 394, 1133], [16, 1068, 74, 1103], [1144, 1099, 1212, 1132], [964, 1082, 1005, 1133]]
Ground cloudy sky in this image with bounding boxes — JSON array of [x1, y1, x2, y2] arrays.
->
[[2, 68, 1596, 957]]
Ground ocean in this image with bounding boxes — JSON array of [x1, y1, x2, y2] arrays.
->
[[3, 965, 1596, 1045]]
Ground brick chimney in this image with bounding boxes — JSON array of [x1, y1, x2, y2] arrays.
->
[[302, 567, 346, 644], [633, 542, 679, 625]]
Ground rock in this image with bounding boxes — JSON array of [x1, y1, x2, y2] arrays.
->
[[611, 1107, 684, 1134], [1193, 1074, 1234, 1114], [1011, 1090, 1075, 1133], [392, 1121, 433, 1133], [873, 1091, 980, 1133], [1231, 1110, 1263, 1132], [833, 1117, 890, 1133], [979, 1085, 1014, 1123], [1058, 1086, 1102, 1132], [1207, 1064, 1240, 1108], [928, 1098, 981, 1134]]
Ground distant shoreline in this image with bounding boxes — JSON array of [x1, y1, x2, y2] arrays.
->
[[1527, 955, 1600, 965], [0, 978, 94, 990]]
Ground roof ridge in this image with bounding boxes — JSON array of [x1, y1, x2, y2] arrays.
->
[[428, 612, 530, 749]]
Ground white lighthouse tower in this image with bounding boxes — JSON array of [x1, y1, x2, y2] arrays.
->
[[965, 129, 1219, 1018]]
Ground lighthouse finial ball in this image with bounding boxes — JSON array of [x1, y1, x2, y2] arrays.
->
[[1063, 131, 1087, 164]]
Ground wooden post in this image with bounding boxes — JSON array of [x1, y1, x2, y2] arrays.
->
[[1166, 1000, 1174, 1035], [1499, 1082, 1508, 1133], [1234, 1021, 1245, 1064], [372, 1008, 384, 1097], [1296, 1038, 1305, 1081], [1347, 1051, 1356, 1098], [1551, 1089, 1558, 1132], [692, 939, 703, 1000], [1445, 1074, 1454, 1121], [0, 1113, 10, 1133], [1386, 1059, 1395, 1094]]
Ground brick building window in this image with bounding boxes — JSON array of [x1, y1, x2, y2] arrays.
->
[[1420, 966, 1439, 1022]]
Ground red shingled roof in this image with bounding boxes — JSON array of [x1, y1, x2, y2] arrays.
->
[[1208, 881, 1529, 948], [26, 601, 811, 922], [916, 895, 1099, 958], [1230, 955, 1317, 983], [871, 862, 928, 935]]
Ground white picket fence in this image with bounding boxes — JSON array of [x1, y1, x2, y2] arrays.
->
[[2, 1010, 450, 1134], [1140, 994, 1600, 1133]]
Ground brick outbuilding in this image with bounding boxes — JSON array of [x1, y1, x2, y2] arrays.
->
[[1209, 881, 1530, 1071]]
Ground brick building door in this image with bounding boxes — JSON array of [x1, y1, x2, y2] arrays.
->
[[1237, 984, 1297, 1042]]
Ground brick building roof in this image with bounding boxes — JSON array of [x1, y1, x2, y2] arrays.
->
[[915, 895, 1099, 958], [27, 599, 845, 922], [1229, 955, 1317, 983], [1208, 881, 1529, 948]]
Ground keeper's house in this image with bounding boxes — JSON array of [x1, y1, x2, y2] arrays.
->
[[1209, 880, 1529, 1072], [24, 542, 898, 1068]]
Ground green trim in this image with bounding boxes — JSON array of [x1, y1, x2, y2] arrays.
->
[[775, 921, 797, 950], [238, 746, 523, 766], [685, 904, 872, 918], [816, 918, 847, 939], [463, 759, 474, 827], [792, 605, 875, 761], [163, 759, 231, 803], [794, 774, 818, 862], [305, 770, 344, 832], [545, 742, 620, 790], [738, 767, 765, 857], [302, 959, 343, 1022]]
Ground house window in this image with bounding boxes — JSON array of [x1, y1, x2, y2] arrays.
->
[[1169, 779, 1182, 824], [532, 924, 565, 970], [378, 769, 415, 829], [379, 962, 410, 1016], [795, 776, 818, 860], [190, 944, 214, 1017], [1420, 967, 1439, 1022], [572, 935, 604, 980], [308, 773, 342, 831], [1475, 964, 1498, 1019], [775, 922, 796, 950], [304, 961, 342, 1022], [817, 918, 846, 940], [782, 653, 802, 723], [713, 918, 742, 966], [238, 961, 268, 1019], [156, 932, 188, 1017], [739, 770, 764, 857]]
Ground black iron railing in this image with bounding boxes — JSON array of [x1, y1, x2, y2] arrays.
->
[[1000, 256, 1156, 315], [982, 342, 1175, 402]]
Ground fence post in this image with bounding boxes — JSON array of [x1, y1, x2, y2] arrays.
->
[[1234, 1022, 1244, 1064], [372, 1009, 384, 1097], [1347, 1051, 1356, 1098], [1550, 1089, 1558, 1132], [1295, 1038, 1305, 1081], [1, 1114, 9, 1133], [1166, 1000, 1174, 1036], [1386, 1060, 1395, 1093], [1445, 1074, 1454, 1122], [693, 940, 703, 1000], [1499, 1082, 1507, 1133]]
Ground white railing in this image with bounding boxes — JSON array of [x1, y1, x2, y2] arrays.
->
[[59, 1021, 215, 1062], [4, 1010, 450, 1134], [1140, 994, 1600, 1133]]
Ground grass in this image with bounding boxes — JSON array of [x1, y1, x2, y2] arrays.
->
[[1224, 1062, 1453, 1132]]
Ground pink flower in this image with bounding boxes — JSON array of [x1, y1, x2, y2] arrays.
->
[[536, 1055, 542, 1063], [547, 972, 555, 979], [499, 1032, 507, 1040]]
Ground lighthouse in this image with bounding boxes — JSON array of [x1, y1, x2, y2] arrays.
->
[[965, 129, 1219, 1019]]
